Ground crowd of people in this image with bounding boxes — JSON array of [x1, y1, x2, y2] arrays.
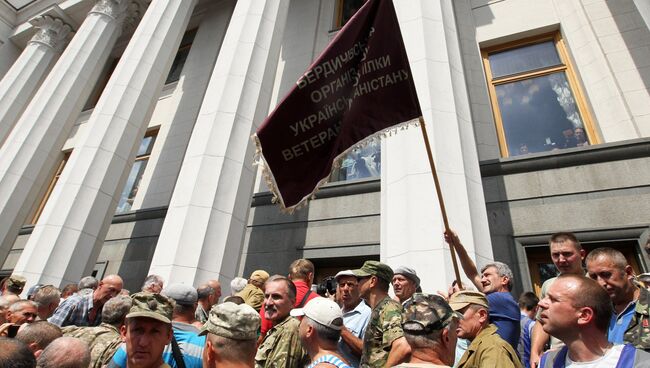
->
[[1, 231, 650, 368]]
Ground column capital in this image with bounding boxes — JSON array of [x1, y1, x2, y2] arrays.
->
[[90, 0, 139, 25], [28, 15, 73, 53]]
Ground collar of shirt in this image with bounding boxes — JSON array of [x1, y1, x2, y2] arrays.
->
[[343, 299, 369, 317]]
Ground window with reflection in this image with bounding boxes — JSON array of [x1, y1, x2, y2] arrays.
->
[[116, 130, 157, 214], [335, 0, 365, 29], [165, 29, 197, 84], [482, 33, 596, 157], [331, 141, 380, 182]]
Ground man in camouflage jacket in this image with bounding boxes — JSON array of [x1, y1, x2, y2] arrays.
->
[[353, 261, 411, 367], [62, 295, 131, 368], [255, 275, 308, 368]]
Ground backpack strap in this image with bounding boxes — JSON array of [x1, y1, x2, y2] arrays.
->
[[297, 290, 312, 308], [170, 335, 187, 368], [614, 344, 636, 368]]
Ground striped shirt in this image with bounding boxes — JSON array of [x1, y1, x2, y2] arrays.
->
[[306, 354, 352, 368], [109, 321, 205, 368], [48, 292, 101, 327]]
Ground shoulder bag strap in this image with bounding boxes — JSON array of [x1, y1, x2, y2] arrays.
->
[[170, 335, 187, 368], [297, 290, 312, 308]]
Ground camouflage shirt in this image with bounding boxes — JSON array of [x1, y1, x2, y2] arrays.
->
[[624, 286, 650, 351], [255, 315, 308, 368], [62, 322, 122, 368], [360, 296, 404, 368]]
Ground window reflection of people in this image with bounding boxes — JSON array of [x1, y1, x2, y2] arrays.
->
[[518, 144, 529, 156], [560, 128, 577, 149], [574, 127, 588, 147]]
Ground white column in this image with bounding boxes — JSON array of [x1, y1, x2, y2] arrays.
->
[[0, 0, 136, 270], [149, 0, 290, 286], [134, 0, 235, 210], [12, 0, 197, 288], [0, 16, 72, 146], [381, 0, 493, 292]]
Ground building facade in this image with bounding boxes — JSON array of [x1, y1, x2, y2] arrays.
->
[[0, 0, 649, 295]]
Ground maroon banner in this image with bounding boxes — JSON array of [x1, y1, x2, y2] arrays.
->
[[253, 0, 422, 211]]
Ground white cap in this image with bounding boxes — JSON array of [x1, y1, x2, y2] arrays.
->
[[334, 269, 355, 281], [290, 297, 343, 330]]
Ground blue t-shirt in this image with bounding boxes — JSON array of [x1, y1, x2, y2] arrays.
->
[[109, 322, 205, 368], [487, 291, 521, 350], [608, 301, 636, 344]]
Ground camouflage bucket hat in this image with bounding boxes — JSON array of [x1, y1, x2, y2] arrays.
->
[[352, 261, 394, 283], [127, 292, 174, 324], [402, 293, 461, 334], [199, 301, 260, 340]]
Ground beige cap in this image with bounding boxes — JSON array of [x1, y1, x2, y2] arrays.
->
[[448, 290, 489, 311], [250, 270, 270, 283]]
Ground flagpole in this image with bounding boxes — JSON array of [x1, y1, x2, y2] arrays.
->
[[418, 116, 463, 289]]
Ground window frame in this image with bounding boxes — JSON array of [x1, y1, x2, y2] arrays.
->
[[333, 0, 365, 30], [481, 32, 599, 158], [30, 151, 71, 224], [115, 128, 159, 214]]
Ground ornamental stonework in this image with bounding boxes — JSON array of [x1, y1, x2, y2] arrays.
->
[[28, 15, 73, 53]]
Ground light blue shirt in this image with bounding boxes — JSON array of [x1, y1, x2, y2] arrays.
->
[[339, 300, 371, 368], [608, 300, 636, 344]]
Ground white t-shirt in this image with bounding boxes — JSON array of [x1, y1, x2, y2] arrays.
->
[[564, 345, 623, 367]]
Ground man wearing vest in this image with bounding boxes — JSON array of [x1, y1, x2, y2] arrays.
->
[[538, 274, 650, 367], [585, 247, 650, 351]]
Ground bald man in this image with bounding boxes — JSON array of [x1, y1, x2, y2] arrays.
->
[[49, 274, 123, 327]]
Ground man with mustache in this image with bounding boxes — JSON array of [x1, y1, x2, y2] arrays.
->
[[255, 275, 308, 368]]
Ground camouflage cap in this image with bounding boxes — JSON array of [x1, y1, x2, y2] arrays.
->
[[448, 290, 489, 311], [352, 261, 394, 283], [127, 292, 174, 324], [249, 270, 270, 283], [198, 301, 260, 340], [402, 293, 461, 334], [6, 275, 26, 290]]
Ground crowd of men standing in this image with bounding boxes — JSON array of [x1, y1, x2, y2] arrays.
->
[[1, 231, 650, 367]]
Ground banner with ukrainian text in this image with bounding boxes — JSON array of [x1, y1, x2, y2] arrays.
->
[[253, 0, 421, 211]]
